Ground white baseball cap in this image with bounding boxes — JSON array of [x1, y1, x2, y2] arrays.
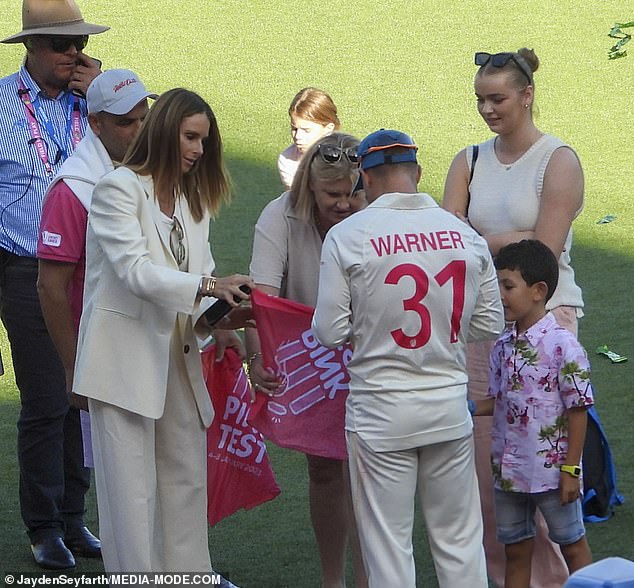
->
[[87, 69, 158, 115]]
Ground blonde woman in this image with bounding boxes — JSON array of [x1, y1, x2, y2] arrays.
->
[[443, 48, 584, 588], [249, 132, 368, 588]]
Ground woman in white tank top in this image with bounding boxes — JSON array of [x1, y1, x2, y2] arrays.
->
[[442, 48, 585, 588]]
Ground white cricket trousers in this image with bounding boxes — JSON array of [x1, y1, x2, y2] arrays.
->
[[347, 432, 487, 588]]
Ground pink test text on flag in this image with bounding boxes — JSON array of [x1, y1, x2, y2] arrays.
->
[[202, 345, 280, 526], [248, 289, 351, 460]]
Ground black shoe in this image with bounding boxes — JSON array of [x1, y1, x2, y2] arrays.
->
[[218, 576, 240, 588], [64, 525, 102, 559], [31, 537, 76, 569]]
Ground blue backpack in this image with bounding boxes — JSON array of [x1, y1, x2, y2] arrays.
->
[[582, 404, 624, 523]]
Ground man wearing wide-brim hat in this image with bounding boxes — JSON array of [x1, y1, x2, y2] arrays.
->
[[0, 0, 108, 571]]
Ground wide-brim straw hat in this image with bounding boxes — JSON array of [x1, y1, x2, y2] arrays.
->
[[1, 0, 109, 44]]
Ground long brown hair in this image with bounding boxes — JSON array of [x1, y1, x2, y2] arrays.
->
[[123, 88, 231, 220]]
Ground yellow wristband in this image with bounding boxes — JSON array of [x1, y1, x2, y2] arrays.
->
[[560, 464, 581, 478]]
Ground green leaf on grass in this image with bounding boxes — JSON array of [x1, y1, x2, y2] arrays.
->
[[609, 21, 633, 59]]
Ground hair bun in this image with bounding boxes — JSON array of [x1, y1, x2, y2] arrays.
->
[[517, 47, 539, 73]]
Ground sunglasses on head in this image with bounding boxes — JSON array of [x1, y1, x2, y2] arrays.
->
[[38, 35, 89, 53], [315, 143, 359, 164], [474, 52, 532, 85]]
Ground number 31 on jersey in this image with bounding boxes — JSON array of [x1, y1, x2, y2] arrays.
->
[[385, 261, 466, 349]]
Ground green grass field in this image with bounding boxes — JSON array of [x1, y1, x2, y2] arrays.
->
[[1, 1, 633, 586]]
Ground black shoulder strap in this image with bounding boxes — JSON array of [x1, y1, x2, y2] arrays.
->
[[468, 145, 479, 186], [466, 145, 479, 212]]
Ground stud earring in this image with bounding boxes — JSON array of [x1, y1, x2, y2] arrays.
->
[[524, 104, 529, 109]]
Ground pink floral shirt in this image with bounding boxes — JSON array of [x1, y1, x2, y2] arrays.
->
[[488, 312, 594, 493]]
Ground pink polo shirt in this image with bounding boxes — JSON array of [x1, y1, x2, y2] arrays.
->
[[37, 180, 87, 334]]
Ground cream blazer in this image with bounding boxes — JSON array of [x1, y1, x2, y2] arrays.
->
[[74, 167, 215, 426]]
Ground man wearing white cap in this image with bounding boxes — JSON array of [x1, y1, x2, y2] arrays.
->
[[313, 129, 504, 587], [0, 0, 107, 570], [37, 67, 156, 446]]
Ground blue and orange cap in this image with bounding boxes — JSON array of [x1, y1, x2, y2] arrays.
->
[[358, 129, 418, 170], [354, 129, 418, 190]]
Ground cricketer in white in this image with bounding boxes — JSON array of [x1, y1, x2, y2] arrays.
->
[[312, 129, 504, 588]]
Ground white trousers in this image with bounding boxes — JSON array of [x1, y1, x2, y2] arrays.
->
[[347, 432, 487, 588], [89, 335, 211, 573]]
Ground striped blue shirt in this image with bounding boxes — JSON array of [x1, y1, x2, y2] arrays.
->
[[0, 65, 88, 257]]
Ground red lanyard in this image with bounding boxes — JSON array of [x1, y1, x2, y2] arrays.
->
[[18, 77, 82, 175]]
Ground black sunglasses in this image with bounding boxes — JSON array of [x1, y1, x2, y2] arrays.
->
[[474, 52, 532, 84], [39, 35, 89, 53], [315, 143, 360, 164]]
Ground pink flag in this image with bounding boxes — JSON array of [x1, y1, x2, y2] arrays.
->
[[202, 345, 280, 526], [248, 289, 351, 460]]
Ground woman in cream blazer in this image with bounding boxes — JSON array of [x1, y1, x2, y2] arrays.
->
[[74, 89, 253, 574]]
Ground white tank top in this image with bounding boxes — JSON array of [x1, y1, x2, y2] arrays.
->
[[467, 134, 584, 311]]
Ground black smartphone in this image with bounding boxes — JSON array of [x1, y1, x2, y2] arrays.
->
[[203, 285, 251, 327], [71, 57, 103, 98]]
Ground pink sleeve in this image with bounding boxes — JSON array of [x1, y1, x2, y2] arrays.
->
[[487, 338, 503, 399], [558, 335, 594, 409], [37, 181, 88, 264]]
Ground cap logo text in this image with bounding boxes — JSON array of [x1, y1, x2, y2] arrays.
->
[[112, 79, 138, 93]]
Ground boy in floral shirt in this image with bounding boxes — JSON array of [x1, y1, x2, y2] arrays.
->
[[470, 240, 593, 587]]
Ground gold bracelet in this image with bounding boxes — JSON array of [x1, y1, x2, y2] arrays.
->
[[199, 276, 217, 297], [247, 351, 262, 365], [246, 352, 262, 375]]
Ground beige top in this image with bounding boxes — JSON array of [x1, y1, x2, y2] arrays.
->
[[250, 191, 322, 306]]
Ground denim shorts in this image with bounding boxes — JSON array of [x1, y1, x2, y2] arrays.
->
[[494, 488, 586, 545]]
